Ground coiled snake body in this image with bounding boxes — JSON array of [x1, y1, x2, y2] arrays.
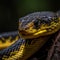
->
[[0, 11, 60, 60]]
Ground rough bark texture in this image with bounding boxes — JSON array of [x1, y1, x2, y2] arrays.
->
[[27, 30, 60, 60], [47, 31, 60, 60]]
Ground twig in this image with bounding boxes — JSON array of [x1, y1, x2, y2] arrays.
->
[[46, 31, 60, 60]]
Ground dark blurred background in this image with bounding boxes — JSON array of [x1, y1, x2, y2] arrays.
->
[[0, 0, 60, 33]]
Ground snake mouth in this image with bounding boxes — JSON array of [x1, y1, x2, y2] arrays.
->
[[19, 29, 47, 39], [19, 20, 60, 39]]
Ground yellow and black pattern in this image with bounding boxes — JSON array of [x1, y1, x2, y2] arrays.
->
[[0, 31, 19, 50], [0, 11, 60, 60], [0, 38, 25, 60]]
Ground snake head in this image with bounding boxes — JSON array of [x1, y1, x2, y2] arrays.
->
[[19, 12, 60, 39]]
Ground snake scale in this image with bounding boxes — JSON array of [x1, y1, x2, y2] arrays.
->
[[0, 11, 60, 60]]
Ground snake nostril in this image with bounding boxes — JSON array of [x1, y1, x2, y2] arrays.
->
[[24, 28, 28, 30]]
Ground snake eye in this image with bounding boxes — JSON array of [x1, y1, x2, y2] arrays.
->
[[34, 19, 41, 29]]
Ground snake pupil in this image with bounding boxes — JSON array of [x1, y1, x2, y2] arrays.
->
[[34, 18, 41, 29]]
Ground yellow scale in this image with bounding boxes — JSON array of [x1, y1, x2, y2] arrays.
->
[[0, 36, 19, 50]]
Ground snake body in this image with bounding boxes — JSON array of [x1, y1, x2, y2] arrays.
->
[[0, 11, 60, 60]]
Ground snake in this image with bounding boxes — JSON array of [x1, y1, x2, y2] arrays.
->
[[0, 11, 60, 60]]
